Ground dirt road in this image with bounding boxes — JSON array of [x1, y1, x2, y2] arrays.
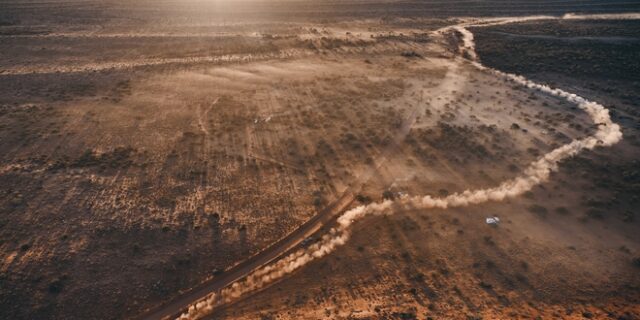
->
[[137, 191, 354, 320]]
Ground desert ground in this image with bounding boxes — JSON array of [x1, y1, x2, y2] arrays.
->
[[0, 1, 639, 320]]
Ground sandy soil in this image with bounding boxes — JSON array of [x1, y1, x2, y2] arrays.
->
[[0, 2, 639, 320]]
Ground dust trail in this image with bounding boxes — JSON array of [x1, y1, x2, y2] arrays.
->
[[456, 12, 640, 29], [563, 13, 640, 20], [459, 15, 555, 28], [178, 14, 628, 320]]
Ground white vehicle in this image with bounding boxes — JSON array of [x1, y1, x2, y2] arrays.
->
[[486, 216, 500, 225]]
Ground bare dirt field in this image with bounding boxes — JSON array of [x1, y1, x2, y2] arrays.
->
[[0, 1, 639, 320]]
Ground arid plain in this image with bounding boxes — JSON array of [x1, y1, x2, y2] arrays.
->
[[1, 1, 639, 319]]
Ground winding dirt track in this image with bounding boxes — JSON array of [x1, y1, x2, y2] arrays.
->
[[136, 191, 355, 320], [137, 13, 634, 320]]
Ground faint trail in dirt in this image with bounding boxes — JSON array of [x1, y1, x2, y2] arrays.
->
[[488, 31, 640, 44], [0, 50, 310, 76], [197, 98, 218, 137], [0, 32, 257, 39], [198, 98, 218, 190], [415, 60, 472, 185], [246, 153, 306, 173]]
